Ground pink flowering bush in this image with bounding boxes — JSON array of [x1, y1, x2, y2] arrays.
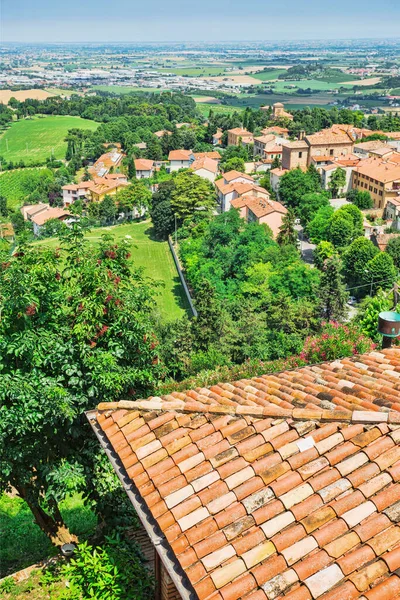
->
[[300, 321, 375, 363]]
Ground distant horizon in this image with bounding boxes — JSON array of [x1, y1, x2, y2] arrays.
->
[[2, 0, 400, 43], [2, 37, 400, 45]]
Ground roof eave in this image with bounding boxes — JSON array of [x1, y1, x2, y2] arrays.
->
[[86, 410, 197, 600]]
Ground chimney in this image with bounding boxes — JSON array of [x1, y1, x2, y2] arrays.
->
[[299, 130, 306, 141]]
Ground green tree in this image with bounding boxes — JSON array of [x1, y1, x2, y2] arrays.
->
[[386, 236, 400, 268], [0, 227, 163, 546], [0, 195, 8, 217], [346, 189, 373, 210], [318, 253, 348, 321], [364, 252, 397, 294], [328, 167, 346, 197], [314, 240, 335, 270], [224, 157, 246, 173], [82, 168, 92, 182], [151, 200, 175, 240], [170, 172, 216, 221], [356, 290, 391, 342], [342, 237, 379, 289], [307, 163, 322, 188], [306, 205, 334, 244], [271, 155, 281, 169], [297, 192, 329, 226], [128, 156, 137, 180], [329, 215, 354, 247], [277, 210, 298, 247], [118, 183, 151, 215], [99, 194, 117, 225], [278, 168, 321, 209]]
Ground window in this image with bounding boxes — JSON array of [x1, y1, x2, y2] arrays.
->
[[299, 152, 303, 158], [330, 149, 334, 156], [379, 191, 383, 196], [374, 188, 377, 194]]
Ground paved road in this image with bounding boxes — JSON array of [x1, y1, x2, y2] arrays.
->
[[295, 225, 316, 265]]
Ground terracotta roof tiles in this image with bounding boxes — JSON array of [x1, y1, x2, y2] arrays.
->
[[92, 349, 400, 600]]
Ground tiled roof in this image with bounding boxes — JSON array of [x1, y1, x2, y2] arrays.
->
[[306, 130, 354, 146], [135, 159, 154, 171], [223, 171, 255, 183], [31, 207, 71, 226], [93, 349, 400, 600], [192, 152, 221, 161], [169, 150, 192, 161], [356, 158, 400, 184], [191, 158, 219, 174]]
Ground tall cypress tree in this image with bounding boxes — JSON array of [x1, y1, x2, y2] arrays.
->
[[318, 253, 349, 321]]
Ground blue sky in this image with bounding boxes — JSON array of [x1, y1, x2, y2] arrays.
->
[[2, 0, 400, 42]]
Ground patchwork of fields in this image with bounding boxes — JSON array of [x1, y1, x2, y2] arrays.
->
[[0, 115, 99, 165]]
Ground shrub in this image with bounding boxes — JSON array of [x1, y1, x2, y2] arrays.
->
[[62, 534, 154, 600], [300, 321, 375, 363]]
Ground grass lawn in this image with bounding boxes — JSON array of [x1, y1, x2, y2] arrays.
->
[[34, 221, 191, 321], [0, 493, 97, 578], [0, 568, 71, 599], [0, 116, 99, 165]]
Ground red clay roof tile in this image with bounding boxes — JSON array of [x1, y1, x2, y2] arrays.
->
[[93, 348, 400, 600]]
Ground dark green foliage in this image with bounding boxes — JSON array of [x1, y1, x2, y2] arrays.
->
[[313, 241, 335, 270], [306, 205, 334, 244], [328, 167, 346, 197], [62, 534, 154, 600], [99, 194, 117, 225], [342, 237, 379, 290], [386, 236, 400, 268], [0, 226, 163, 545], [297, 192, 329, 226], [346, 189, 373, 210], [0, 195, 8, 217], [277, 209, 298, 247], [278, 168, 322, 209], [318, 254, 348, 321]]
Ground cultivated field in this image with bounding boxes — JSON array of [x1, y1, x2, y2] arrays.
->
[[0, 168, 51, 210], [0, 116, 99, 165], [35, 221, 190, 321], [0, 89, 56, 104]]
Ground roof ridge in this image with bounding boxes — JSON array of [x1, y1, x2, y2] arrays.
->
[[97, 399, 400, 425]]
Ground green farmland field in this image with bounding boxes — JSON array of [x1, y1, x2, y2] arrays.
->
[[0, 116, 99, 165], [35, 221, 190, 321], [252, 69, 287, 81], [0, 168, 52, 210]]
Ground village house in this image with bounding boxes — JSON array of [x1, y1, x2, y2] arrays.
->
[[212, 129, 223, 146], [253, 134, 276, 159], [22, 204, 72, 236], [353, 140, 391, 159], [168, 149, 192, 172], [88, 347, 400, 600], [270, 101, 294, 121], [135, 158, 155, 179], [231, 194, 287, 237], [227, 127, 254, 147], [261, 125, 290, 139], [282, 129, 354, 170], [190, 157, 219, 182], [89, 178, 129, 203], [154, 130, 172, 139], [352, 156, 400, 209], [89, 150, 125, 178], [385, 197, 400, 227], [62, 181, 95, 206], [269, 167, 288, 197], [191, 151, 221, 163]]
